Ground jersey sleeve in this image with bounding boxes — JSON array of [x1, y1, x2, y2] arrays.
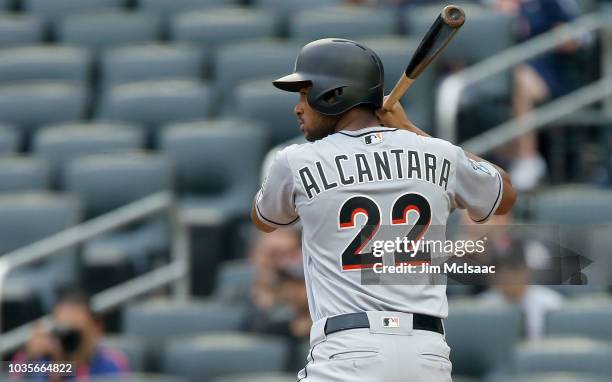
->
[[452, 147, 504, 224], [255, 147, 299, 227]]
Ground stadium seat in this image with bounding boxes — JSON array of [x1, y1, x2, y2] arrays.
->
[[513, 337, 612, 374], [100, 335, 147, 372], [0, 0, 8, 10], [545, 297, 612, 340], [160, 119, 268, 217], [1, 282, 44, 332], [289, 5, 397, 42], [58, 10, 161, 51], [90, 374, 187, 382], [213, 259, 256, 304], [0, 123, 18, 153], [101, 43, 206, 88], [0, 82, 88, 136], [584, 225, 612, 285], [445, 299, 522, 377], [0, 156, 50, 192], [362, 36, 436, 132], [33, 122, 144, 187], [0, 12, 43, 48], [0, 192, 81, 307], [96, 79, 213, 139], [232, 79, 300, 147], [170, 7, 279, 48], [488, 372, 610, 382], [214, 39, 300, 101], [532, 185, 612, 225], [163, 333, 288, 381], [213, 373, 297, 382], [63, 151, 172, 218], [0, 45, 91, 84], [254, 0, 339, 18], [23, 0, 124, 24], [138, 0, 240, 17]]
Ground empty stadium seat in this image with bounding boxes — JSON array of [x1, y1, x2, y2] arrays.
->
[[0, 156, 50, 192], [362, 36, 436, 132], [33, 122, 144, 187], [58, 10, 161, 51], [1, 282, 44, 332], [96, 79, 213, 139], [0, 45, 91, 84], [90, 374, 187, 382], [532, 185, 612, 225], [0, 12, 43, 48], [163, 333, 288, 381], [215, 39, 300, 101], [0, 123, 17, 153], [101, 43, 206, 87], [255, 0, 339, 18], [24, 0, 124, 24], [546, 297, 612, 340], [171, 7, 279, 48], [0, 192, 81, 307], [0, 0, 8, 10], [160, 119, 268, 217], [513, 337, 612, 374], [289, 5, 397, 42], [213, 373, 297, 382], [63, 151, 172, 218], [584, 225, 612, 285], [213, 259, 256, 304], [138, 0, 240, 16], [445, 299, 522, 377], [232, 79, 300, 146], [100, 335, 147, 372], [0, 82, 88, 136]]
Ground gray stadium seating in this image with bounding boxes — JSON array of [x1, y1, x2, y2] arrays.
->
[[90, 374, 187, 382], [532, 185, 612, 225], [488, 372, 610, 382], [584, 225, 612, 285], [96, 79, 213, 138], [58, 10, 161, 51], [546, 297, 612, 340], [160, 119, 268, 218], [213, 259, 256, 304], [213, 373, 297, 382], [0, 12, 43, 48], [0, 45, 91, 84], [33, 122, 144, 187], [513, 337, 612, 374], [0, 156, 50, 192], [445, 299, 522, 377], [63, 151, 172, 218], [23, 0, 124, 23], [362, 36, 436, 132], [101, 43, 206, 87], [0, 123, 17, 153], [215, 39, 300, 101], [255, 0, 340, 18], [289, 5, 397, 42], [0, 192, 81, 307], [232, 79, 301, 147], [171, 7, 279, 48], [100, 335, 147, 372], [0, 82, 88, 134], [163, 333, 288, 381], [0, 0, 7, 10], [138, 0, 240, 16]]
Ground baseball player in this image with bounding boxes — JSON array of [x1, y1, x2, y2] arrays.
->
[[251, 38, 516, 382]]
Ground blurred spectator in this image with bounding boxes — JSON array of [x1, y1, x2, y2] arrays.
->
[[12, 290, 128, 381], [491, 0, 581, 191]]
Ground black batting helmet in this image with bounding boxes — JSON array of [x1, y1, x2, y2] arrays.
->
[[273, 38, 384, 116]]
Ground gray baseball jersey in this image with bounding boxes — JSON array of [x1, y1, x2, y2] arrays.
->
[[255, 126, 503, 321]]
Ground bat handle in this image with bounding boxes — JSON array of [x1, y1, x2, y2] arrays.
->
[[381, 75, 415, 112]]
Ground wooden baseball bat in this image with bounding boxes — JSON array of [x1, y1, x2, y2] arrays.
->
[[382, 5, 466, 111]]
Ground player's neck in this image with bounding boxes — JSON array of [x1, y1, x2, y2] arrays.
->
[[333, 108, 381, 133]]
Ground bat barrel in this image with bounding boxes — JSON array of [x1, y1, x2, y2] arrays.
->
[[441, 5, 466, 29]]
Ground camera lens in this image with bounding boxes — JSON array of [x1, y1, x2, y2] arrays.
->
[[52, 325, 82, 354]]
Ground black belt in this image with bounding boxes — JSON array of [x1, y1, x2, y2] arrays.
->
[[324, 312, 444, 336]]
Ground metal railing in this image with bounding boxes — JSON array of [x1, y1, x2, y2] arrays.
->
[[437, 13, 610, 147], [0, 191, 190, 355]]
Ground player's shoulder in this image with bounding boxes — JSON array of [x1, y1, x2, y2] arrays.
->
[[391, 129, 459, 155]]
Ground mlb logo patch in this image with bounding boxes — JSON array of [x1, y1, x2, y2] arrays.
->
[[382, 317, 400, 328], [364, 133, 383, 145]]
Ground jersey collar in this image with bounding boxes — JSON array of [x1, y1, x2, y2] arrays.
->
[[338, 126, 398, 137]]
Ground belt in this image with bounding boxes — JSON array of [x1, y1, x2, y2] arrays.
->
[[324, 312, 444, 336]]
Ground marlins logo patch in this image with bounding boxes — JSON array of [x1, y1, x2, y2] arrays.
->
[[364, 133, 383, 145]]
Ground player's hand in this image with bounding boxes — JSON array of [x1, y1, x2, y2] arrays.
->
[[375, 96, 410, 128]]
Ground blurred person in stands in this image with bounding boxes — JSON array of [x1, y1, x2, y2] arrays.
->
[[478, 231, 564, 340], [12, 290, 128, 381], [246, 228, 303, 331], [490, 0, 582, 191]]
